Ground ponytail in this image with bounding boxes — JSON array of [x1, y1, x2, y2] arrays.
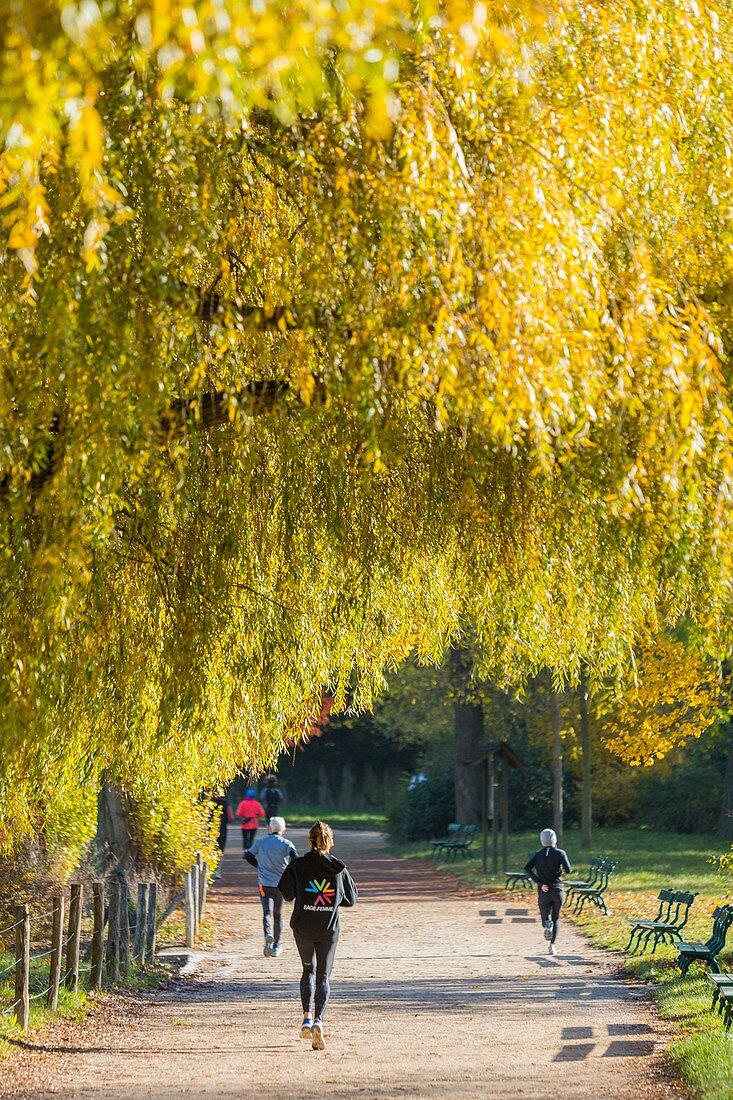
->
[[309, 820, 334, 852]]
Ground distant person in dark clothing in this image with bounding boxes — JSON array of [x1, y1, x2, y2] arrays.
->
[[259, 775, 284, 824], [210, 791, 233, 879], [278, 820, 357, 1051], [244, 817, 297, 957], [236, 788, 265, 851], [525, 828, 572, 955]]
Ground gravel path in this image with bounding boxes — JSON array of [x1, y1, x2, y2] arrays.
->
[[0, 830, 683, 1098]]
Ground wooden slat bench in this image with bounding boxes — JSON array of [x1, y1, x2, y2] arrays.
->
[[571, 860, 618, 916], [708, 973, 733, 1030], [504, 852, 536, 891], [430, 824, 462, 859], [626, 890, 698, 955], [440, 824, 479, 862], [565, 856, 606, 904], [677, 905, 733, 976]]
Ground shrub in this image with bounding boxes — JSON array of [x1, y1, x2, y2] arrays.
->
[[386, 769, 455, 841]]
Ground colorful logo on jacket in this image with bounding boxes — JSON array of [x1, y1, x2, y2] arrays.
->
[[306, 879, 335, 907]]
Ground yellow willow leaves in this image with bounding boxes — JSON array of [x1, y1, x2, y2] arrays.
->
[[0, 0, 536, 271], [600, 635, 721, 767], [2, 0, 733, 855]]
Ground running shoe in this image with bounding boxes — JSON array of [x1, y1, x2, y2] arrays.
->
[[271, 944, 282, 957], [544, 918, 553, 941], [300, 1017, 313, 1040], [312, 1021, 326, 1051], [548, 944, 557, 956], [263, 934, 274, 957]]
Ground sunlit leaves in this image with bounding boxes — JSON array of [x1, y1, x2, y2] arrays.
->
[[598, 636, 721, 767], [2, 0, 733, 861], [0, 0, 529, 273]]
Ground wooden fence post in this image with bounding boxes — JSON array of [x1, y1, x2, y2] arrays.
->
[[191, 864, 199, 940], [145, 882, 157, 965], [47, 894, 65, 1009], [65, 883, 83, 992], [133, 883, 149, 963], [90, 882, 104, 990], [14, 904, 29, 1032], [184, 871, 194, 948], [197, 853, 207, 921], [106, 876, 120, 982], [118, 872, 130, 976]]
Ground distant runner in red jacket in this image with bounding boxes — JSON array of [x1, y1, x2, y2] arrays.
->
[[235, 789, 265, 851]]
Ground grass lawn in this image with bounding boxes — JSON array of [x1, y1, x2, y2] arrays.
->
[[283, 805, 386, 831], [0, 952, 90, 1057], [0, 951, 170, 1059], [388, 825, 733, 1099]]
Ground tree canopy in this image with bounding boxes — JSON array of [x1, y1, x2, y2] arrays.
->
[[2, 1, 733, 851]]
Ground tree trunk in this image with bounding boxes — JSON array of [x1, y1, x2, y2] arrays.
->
[[549, 677, 564, 845], [450, 646, 484, 824], [340, 761, 355, 810], [717, 721, 733, 839], [579, 672, 592, 850], [96, 781, 139, 873]]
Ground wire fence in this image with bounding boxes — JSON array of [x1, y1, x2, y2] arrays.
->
[[28, 986, 52, 1003], [28, 947, 54, 963], [0, 869, 173, 1032]]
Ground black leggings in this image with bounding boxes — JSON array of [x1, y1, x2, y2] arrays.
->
[[260, 886, 284, 945], [538, 888, 564, 944], [293, 932, 339, 1020], [241, 828, 257, 850]]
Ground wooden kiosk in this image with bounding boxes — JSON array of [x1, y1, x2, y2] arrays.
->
[[466, 741, 525, 874]]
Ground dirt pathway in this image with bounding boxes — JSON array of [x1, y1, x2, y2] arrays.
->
[[0, 830, 682, 1099]]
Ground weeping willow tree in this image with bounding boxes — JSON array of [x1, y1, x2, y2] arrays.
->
[[2, 0, 733, 863]]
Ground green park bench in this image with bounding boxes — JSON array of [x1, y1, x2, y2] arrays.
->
[[571, 859, 618, 916], [708, 973, 733, 1030], [447, 824, 479, 861], [504, 852, 536, 891], [431, 824, 479, 862], [430, 823, 462, 859], [625, 889, 698, 955], [677, 905, 733, 976], [434, 823, 479, 862], [565, 856, 605, 900]]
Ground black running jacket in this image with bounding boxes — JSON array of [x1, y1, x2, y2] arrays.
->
[[525, 846, 572, 892], [278, 849, 358, 936]]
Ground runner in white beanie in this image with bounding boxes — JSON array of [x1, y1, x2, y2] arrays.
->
[[525, 829, 573, 955], [244, 817, 297, 957]]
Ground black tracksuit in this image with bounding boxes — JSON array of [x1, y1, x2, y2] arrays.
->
[[525, 846, 572, 945], [278, 849, 357, 1018], [260, 786, 283, 824]]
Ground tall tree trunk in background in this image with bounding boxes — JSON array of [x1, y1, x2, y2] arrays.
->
[[549, 677, 564, 845], [450, 646, 484, 824], [717, 721, 733, 839], [579, 671, 592, 850], [96, 781, 139, 873]]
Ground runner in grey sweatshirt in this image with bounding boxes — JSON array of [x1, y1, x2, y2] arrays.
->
[[244, 817, 297, 957]]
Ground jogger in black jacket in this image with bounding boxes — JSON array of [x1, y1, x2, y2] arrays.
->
[[525, 828, 572, 955], [278, 821, 357, 1051]]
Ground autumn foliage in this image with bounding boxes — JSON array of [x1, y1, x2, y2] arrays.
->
[[598, 636, 721, 767], [1, 2, 733, 859]]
